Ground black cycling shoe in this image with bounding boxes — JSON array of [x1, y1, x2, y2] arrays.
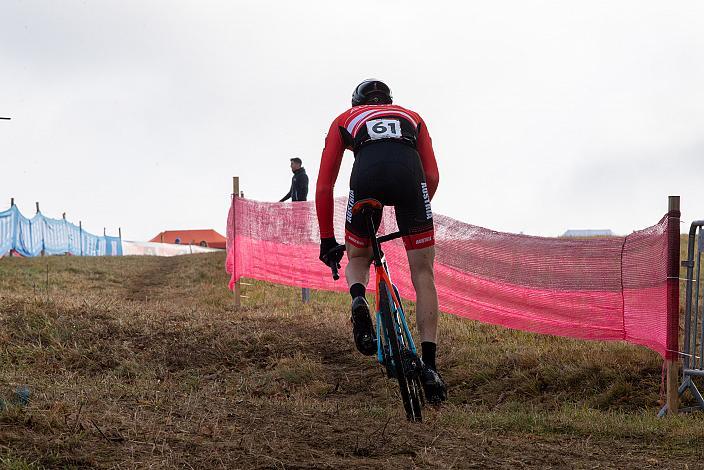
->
[[421, 365, 448, 404], [351, 296, 376, 356]]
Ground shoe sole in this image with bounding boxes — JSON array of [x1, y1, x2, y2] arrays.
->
[[351, 302, 376, 356]]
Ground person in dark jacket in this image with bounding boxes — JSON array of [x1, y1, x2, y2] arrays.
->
[[280, 157, 312, 303], [280, 157, 309, 202]]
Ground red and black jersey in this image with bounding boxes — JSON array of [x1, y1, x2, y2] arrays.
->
[[316, 104, 439, 239]]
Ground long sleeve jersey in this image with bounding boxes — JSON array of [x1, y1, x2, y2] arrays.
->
[[315, 104, 439, 239]]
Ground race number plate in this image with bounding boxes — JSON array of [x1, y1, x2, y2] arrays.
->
[[366, 119, 402, 140]]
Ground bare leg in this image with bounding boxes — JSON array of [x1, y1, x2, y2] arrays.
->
[[345, 243, 377, 356], [345, 243, 373, 289], [408, 245, 446, 402], [406, 246, 438, 343]]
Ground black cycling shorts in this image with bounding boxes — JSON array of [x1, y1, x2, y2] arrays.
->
[[345, 141, 435, 251]]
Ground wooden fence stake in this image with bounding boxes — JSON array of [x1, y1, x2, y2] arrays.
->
[[233, 177, 242, 308], [666, 195, 681, 415], [9, 199, 15, 255]]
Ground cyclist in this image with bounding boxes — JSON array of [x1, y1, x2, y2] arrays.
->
[[316, 79, 447, 404]]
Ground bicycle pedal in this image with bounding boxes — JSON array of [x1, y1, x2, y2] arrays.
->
[[401, 350, 423, 376]]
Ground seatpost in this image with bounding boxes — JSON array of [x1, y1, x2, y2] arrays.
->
[[365, 210, 383, 267]]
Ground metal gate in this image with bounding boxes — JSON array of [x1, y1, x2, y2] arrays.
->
[[677, 220, 704, 412]]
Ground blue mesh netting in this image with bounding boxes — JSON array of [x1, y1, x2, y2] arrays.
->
[[0, 205, 121, 257]]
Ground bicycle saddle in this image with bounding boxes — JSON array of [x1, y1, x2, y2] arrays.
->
[[351, 198, 383, 215]]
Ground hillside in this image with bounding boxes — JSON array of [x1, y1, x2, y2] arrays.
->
[[1, 252, 704, 468]]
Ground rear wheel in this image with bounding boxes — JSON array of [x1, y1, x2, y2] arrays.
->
[[379, 283, 422, 422]]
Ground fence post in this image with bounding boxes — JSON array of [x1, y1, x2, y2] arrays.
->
[[62, 213, 68, 255], [666, 195, 681, 415], [9, 198, 15, 256], [232, 177, 242, 308], [31, 202, 43, 256], [35, 202, 45, 256]]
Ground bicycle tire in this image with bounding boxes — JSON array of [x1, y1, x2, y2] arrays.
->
[[392, 283, 424, 415], [379, 283, 422, 422]]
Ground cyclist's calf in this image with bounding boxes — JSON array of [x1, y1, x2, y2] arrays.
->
[[345, 243, 373, 288], [407, 246, 439, 344]]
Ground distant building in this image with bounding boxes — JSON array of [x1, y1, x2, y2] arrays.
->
[[561, 229, 615, 238], [149, 229, 226, 249]]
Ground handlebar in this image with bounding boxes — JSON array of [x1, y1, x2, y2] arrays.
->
[[327, 244, 345, 280]]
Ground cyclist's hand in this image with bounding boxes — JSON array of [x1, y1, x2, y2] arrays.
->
[[319, 237, 342, 268]]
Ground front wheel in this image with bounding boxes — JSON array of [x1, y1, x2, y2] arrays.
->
[[379, 283, 422, 422]]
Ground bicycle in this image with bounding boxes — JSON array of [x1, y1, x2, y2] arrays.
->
[[327, 198, 425, 422]]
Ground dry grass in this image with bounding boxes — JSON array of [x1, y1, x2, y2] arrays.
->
[[1, 251, 704, 469]]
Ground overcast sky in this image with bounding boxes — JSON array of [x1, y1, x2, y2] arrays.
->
[[1, 1, 703, 240]]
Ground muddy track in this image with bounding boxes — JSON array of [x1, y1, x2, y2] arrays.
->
[[3, 253, 704, 468], [123, 257, 181, 301]]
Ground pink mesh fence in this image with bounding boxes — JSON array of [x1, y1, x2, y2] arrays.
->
[[226, 197, 679, 359]]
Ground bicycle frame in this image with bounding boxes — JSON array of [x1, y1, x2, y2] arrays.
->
[[373, 254, 416, 358], [363, 210, 418, 368]]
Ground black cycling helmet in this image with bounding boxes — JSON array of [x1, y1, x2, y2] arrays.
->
[[351, 79, 393, 106]]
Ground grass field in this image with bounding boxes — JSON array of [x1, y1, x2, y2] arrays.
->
[[2, 250, 704, 469]]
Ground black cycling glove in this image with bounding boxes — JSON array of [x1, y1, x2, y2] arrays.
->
[[319, 237, 343, 268]]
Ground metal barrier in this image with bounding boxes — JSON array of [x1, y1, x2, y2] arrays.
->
[[676, 220, 704, 412]]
